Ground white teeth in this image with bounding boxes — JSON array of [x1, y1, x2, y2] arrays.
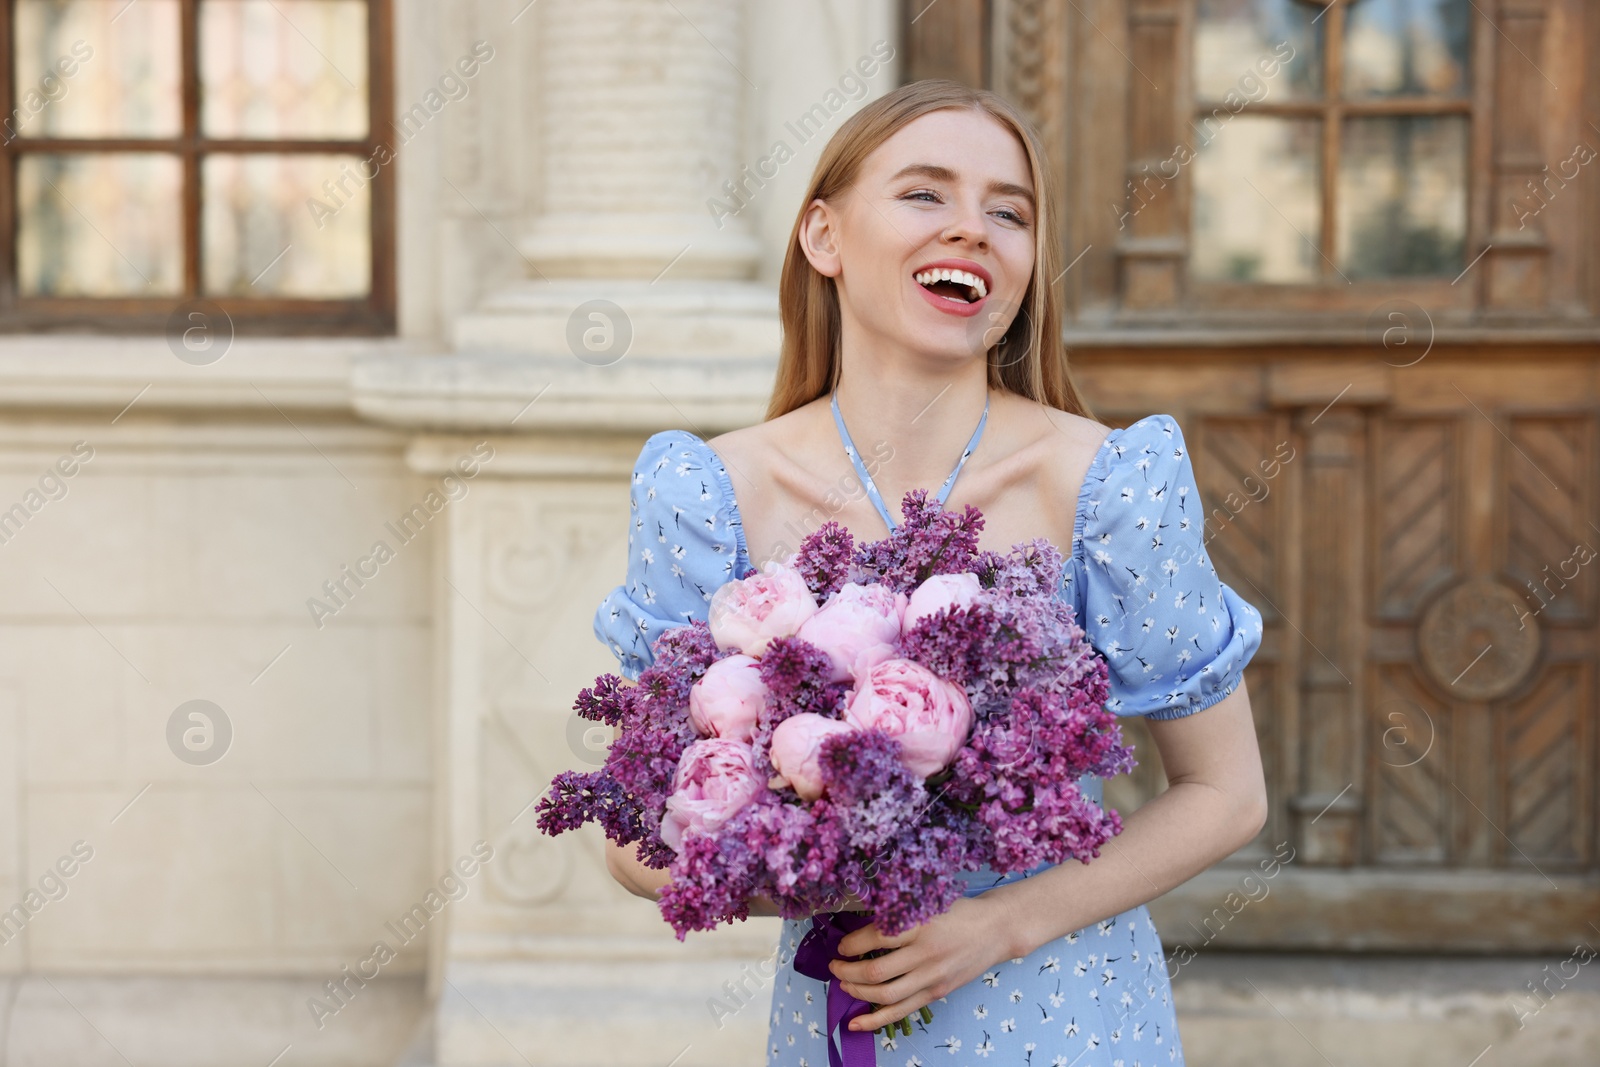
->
[[914, 267, 988, 300]]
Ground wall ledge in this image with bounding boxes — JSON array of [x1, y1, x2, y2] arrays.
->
[[0, 338, 780, 439], [351, 350, 779, 435], [0, 335, 432, 414]]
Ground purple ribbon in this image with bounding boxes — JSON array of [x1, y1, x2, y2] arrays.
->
[[792, 910, 878, 1067]]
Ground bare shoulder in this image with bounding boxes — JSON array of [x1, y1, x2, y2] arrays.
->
[[702, 421, 763, 468], [703, 400, 825, 501], [991, 391, 1112, 500], [706, 406, 792, 474], [1033, 400, 1113, 454]]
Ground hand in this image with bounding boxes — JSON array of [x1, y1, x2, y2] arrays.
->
[[826, 896, 1011, 1034]]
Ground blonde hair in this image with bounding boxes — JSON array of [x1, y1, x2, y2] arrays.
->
[[765, 78, 1094, 423]]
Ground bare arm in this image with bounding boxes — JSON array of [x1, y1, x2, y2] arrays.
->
[[810, 681, 1267, 1037], [980, 682, 1268, 959]]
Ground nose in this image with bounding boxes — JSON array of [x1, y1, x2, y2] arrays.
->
[[941, 200, 989, 248]]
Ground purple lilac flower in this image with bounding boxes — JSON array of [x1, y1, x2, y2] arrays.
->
[[793, 521, 855, 599], [657, 805, 762, 939], [976, 538, 1066, 598], [749, 635, 845, 776], [850, 489, 985, 594], [640, 620, 720, 706]]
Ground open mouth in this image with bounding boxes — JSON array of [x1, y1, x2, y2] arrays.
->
[[914, 267, 988, 304]]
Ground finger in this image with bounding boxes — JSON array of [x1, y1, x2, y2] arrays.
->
[[845, 990, 934, 1034], [838, 922, 914, 958], [838, 967, 926, 1012], [829, 942, 921, 986], [836, 922, 886, 957]]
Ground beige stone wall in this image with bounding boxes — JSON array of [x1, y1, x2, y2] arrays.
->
[[0, 1, 898, 1063], [0, 346, 434, 1063], [0, 376, 428, 976]]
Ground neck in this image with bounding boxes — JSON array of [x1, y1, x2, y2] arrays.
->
[[831, 353, 990, 501]]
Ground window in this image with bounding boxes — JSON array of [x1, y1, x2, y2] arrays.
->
[[0, 0, 393, 333], [965, 0, 1600, 324], [1190, 0, 1471, 286]]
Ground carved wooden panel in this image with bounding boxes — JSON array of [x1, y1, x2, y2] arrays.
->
[[1194, 416, 1288, 616], [1369, 664, 1451, 865], [1360, 406, 1598, 877], [991, 0, 1069, 270], [993, 0, 1054, 135], [1504, 415, 1595, 624], [1500, 663, 1591, 868], [1292, 409, 1368, 863], [1371, 419, 1462, 619]]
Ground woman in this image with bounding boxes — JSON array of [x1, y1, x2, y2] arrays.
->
[[596, 79, 1267, 1066]]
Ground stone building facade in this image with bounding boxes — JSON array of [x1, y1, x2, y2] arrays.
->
[[2, 1, 1599, 1065]]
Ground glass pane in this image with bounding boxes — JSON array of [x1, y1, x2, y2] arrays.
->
[[1192, 118, 1323, 283], [203, 154, 370, 297], [1195, 0, 1323, 100], [1338, 116, 1468, 277], [17, 154, 184, 296], [200, 0, 369, 138], [13, 0, 181, 137], [1344, 0, 1471, 99]]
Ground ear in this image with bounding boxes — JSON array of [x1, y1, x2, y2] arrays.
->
[[796, 197, 843, 278]]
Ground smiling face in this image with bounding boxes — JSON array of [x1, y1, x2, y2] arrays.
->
[[798, 106, 1038, 367]]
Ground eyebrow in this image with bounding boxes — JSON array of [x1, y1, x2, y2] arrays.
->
[[887, 162, 1036, 209]]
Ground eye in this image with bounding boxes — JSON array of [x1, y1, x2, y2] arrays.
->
[[994, 207, 1030, 226], [902, 189, 942, 203]]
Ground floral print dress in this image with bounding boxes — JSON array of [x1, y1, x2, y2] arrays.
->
[[594, 414, 1266, 1067]]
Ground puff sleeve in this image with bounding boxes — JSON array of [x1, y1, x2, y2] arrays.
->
[[592, 431, 748, 681], [1073, 414, 1264, 719]]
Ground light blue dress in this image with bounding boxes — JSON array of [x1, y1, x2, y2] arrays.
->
[[594, 414, 1265, 1067]]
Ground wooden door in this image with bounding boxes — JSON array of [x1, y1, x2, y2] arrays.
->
[[907, 0, 1600, 951]]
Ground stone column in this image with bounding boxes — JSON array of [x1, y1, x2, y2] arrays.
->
[[454, 0, 778, 363], [401, 5, 785, 1064], [520, 0, 760, 281], [412, 432, 780, 1067], [349, 4, 905, 1062]]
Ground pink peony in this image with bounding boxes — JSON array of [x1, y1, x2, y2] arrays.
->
[[903, 572, 984, 631], [688, 654, 766, 741], [660, 739, 764, 852], [708, 559, 819, 657], [767, 713, 856, 801], [844, 646, 974, 777], [795, 581, 909, 683]]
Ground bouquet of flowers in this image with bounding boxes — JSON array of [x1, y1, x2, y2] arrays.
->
[[537, 489, 1134, 1042]]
